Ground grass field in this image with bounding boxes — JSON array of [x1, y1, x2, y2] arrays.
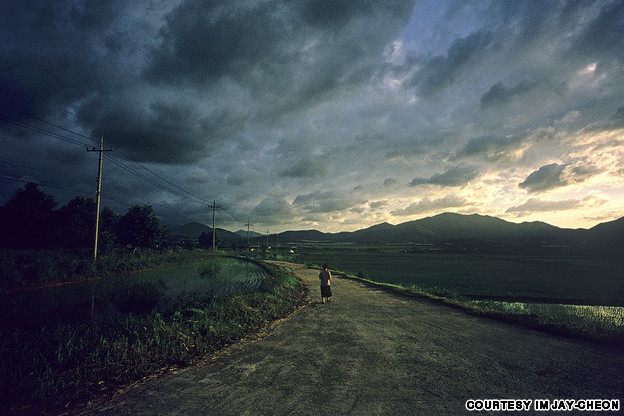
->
[[0, 257, 306, 414], [0, 256, 271, 330], [296, 248, 624, 306]]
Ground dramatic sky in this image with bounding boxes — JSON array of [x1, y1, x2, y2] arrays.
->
[[1, 0, 623, 233]]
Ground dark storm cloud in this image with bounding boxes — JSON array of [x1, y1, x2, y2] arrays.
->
[[496, 1, 568, 44], [566, 1, 624, 62], [0, 0, 140, 116], [76, 98, 212, 164], [144, 0, 416, 109], [143, 1, 284, 84], [300, 0, 415, 29], [410, 166, 479, 187], [610, 106, 624, 129], [480, 81, 537, 109], [519, 163, 603, 193], [407, 30, 495, 97], [519, 164, 567, 193], [293, 190, 364, 214], [453, 135, 526, 162], [280, 157, 329, 179]]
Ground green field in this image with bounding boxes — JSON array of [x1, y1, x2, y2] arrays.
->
[[296, 247, 624, 306], [0, 256, 305, 413], [0, 256, 270, 329]]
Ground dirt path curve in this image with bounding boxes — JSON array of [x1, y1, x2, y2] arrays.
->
[[84, 261, 623, 415]]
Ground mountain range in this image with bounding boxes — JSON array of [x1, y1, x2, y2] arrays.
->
[[169, 222, 242, 246], [172, 213, 624, 256]]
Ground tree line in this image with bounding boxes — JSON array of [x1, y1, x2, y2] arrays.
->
[[0, 182, 167, 250]]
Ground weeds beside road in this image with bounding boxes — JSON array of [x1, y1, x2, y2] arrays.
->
[[0, 258, 306, 415]]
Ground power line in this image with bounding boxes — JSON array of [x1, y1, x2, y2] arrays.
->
[[103, 154, 190, 200], [0, 103, 229, 220], [220, 206, 240, 222], [1, 105, 215, 205], [0, 114, 92, 147], [0, 157, 95, 182], [113, 149, 215, 206], [0, 103, 99, 145]]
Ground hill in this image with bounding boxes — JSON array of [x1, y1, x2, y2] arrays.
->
[[170, 222, 242, 246], [235, 229, 263, 239], [264, 212, 624, 255]]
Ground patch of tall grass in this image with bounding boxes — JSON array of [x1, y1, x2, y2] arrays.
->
[[0, 248, 216, 291], [469, 301, 624, 345], [0, 260, 306, 415]]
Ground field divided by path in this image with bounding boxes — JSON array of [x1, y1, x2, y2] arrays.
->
[[83, 261, 624, 416]]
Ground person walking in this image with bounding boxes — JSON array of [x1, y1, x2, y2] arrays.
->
[[319, 264, 332, 304]]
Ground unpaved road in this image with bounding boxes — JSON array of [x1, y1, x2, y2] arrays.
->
[[82, 261, 624, 415]]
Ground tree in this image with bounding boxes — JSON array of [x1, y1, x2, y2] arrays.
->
[[230, 239, 246, 251], [99, 206, 119, 251], [0, 183, 57, 248], [116, 205, 167, 248], [53, 197, 96, 248], [198, 231, 212, 249]]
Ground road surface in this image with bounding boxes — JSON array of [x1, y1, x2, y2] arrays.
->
[[81, 261, 624, 415]]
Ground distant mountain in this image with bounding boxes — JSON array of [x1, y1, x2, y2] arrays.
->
[[171, 222, 210, 238], [234, 229, 263, 238], [251, 229, 329, 243], [394, 213, 565, 242], [170, 222, 242, 245], [266, 212, 624, 255], [172, 213, 623, 255], [585, 216, 624, 254]]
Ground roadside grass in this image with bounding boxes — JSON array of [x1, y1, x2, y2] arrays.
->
[[467, 301, 624, 346], [0, 259, 306, 415]]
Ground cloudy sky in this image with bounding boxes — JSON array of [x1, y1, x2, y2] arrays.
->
[[1, 0, 623, 233]]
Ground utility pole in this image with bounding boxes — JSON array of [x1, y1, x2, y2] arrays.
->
[[266, 229, 270, 249], [245, 220, 253, 250], [210, 200, 220, 251], [87, 135, 114, 262]]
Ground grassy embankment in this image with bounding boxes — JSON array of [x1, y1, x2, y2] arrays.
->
[[299, 248, 624, 347], [0, 248, 220, 292], [0, 254, 307, 415]]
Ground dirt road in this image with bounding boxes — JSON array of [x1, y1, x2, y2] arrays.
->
[[83, 262, 623, 415]]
